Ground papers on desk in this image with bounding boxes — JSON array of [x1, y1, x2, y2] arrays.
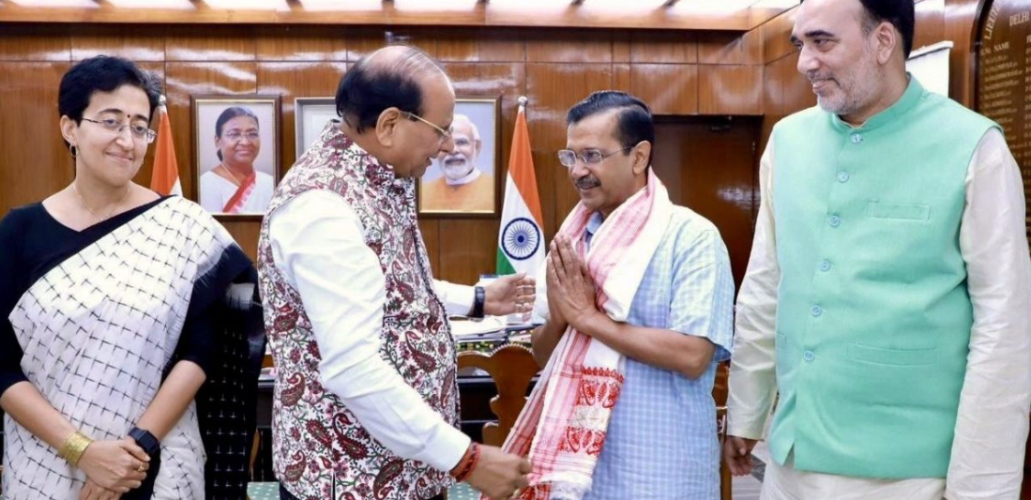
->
[[449, 315, 506, 338]]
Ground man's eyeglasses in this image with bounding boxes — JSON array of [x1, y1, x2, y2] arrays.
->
[[82, 117, 157, 144], [404, 111, 453, 144], [557, 147, 632, 168]]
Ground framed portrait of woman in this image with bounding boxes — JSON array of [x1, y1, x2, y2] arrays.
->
[[417, 97, 501, 217], [191, 95, 281, 218]]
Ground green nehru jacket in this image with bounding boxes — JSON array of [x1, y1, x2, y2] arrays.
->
[[768, 77, 998, 479]]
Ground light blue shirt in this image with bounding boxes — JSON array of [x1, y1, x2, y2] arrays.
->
[[579, 207, 735, 500]]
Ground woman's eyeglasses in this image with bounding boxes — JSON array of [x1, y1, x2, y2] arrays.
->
[[82, 117, 157, 144]]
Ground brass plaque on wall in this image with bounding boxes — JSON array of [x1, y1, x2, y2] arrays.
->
[[976, 0, 1031, 247]]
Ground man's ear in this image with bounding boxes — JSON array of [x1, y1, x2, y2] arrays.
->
[[376, 107, 403, 148], [632, 140, 652, 175], [874, 21, 898, 65]]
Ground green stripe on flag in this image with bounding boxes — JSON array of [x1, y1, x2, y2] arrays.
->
[[497, 249, 516, 275]]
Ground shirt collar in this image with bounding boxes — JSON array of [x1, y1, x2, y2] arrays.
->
[[586, 211, 605, 238], [830, 73, 925, 133], [324, 120, 399, 188]]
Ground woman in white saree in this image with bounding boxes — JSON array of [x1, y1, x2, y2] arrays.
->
[[0, 56, 263, 500]]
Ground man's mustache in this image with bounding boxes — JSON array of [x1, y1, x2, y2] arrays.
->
[[575, 177, 601, 190]]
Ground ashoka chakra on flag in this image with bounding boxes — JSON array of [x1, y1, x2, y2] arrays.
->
[[501, 217, 541, 261]]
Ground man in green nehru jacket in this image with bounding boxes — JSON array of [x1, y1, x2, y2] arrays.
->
[[724, 0, 1031, 499]]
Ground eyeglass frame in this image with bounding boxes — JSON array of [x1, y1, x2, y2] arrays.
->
[[81, 117, 157, 144], [556, 146, 634, 168], [403, 111, 453, 145], [220, 130, 262, 142]]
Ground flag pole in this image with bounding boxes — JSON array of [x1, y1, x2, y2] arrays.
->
[[150, 94, 183, 196], [496, 94, 544, 278]]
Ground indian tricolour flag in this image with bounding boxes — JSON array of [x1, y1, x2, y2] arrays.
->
[[497, 104, 544, 277], [150, 100, 183, 196]]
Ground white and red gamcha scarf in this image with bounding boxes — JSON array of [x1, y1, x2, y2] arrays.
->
[[500, 169, 672, 500]]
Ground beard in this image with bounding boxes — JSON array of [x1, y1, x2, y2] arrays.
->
[[441, 156, 475, 180], [810, 47, 879, 118]]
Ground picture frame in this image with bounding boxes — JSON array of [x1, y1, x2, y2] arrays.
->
[[294, 97, 338, 161], [417, 97, 502, 217], [191, 95, 282, 219]]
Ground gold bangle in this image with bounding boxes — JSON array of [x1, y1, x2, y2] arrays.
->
[[57, 431, 94, 467]]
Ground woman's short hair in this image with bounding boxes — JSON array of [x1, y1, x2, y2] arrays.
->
[[214, 107, 260, 161], [57, 55, 161, 147]]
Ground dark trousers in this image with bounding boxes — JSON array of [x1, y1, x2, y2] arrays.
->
[[280, 484, 444, 500]]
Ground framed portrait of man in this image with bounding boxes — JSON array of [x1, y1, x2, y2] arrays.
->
[[417, 97, 501, 217], [295, 97, 338, 161], [191, 95, 281, 218]]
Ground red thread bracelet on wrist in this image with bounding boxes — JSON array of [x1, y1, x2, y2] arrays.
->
[[452, 442, 480, 482]]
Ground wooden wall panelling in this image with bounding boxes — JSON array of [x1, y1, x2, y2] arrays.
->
[[347, 27, 438, 62], [614, 64, 632, 95], [762, 57, 787, 118], [759, 55, 787, 156], [758, 54, 814, 157], [699, 64, 763, 115], [526, 29, 614, 64], [526, 63, 616, 240], [630, 64, 699, 115], [914, 0, 946, 53], [435, 28, 526, 63], [760, 7, 798, 64], [0, 24, 71, 61], [944, 0, 984, 107], [0, 62, 72, 215], [384, 3, 488, 27], [419, 219, 441, 273], [219, 220, 262, 262], [255, 26, 347, 62], [629, 30, 698, 64], [487, 3, 758, 31], [256, 62, 348, 169], [698, 28, 762, 65], [613, 31, 631, 64], [165, 25, 256, 62], [0, 4, 780, 31], [69, 25, 165, 62], [781, 58, 816, 113], [437, 218, 501, 285], [652, 118, 760, 288]]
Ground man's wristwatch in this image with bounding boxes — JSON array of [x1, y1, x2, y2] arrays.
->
[[471, 286, 486, 318], [129, 427, 161, 456]]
